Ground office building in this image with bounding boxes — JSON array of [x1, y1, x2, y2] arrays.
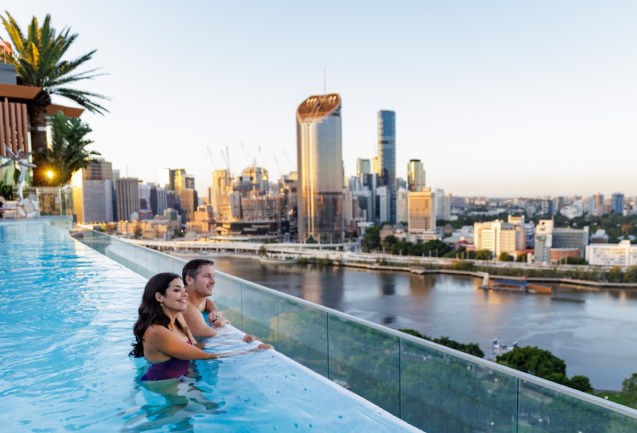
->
[[377, 110, 396, 224], [435, 188, 451, 221], [296, 93, 344, 243], [70, 159, 115, 224], [116, 178, 140, 221], [210, 169, 233, 221], [408, 187, 436, 241], [474, 218, 526, 258], [586, 240, 637, 266], [148, 185, 167, 216], [178, 188, 197, 222], [170, 168, 188, 192], [356, 158, 371, 176], [593, 193, 605, 216], [611, 192, 625, 214], [396, 187, 409, 225], [535, 219, 589, 262], [407, 159, 426, 192]]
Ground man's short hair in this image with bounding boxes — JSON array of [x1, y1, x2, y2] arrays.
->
[[182, 259, 215, 285]]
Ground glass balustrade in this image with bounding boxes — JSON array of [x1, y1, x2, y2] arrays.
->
[[75, 230, 637, 433]]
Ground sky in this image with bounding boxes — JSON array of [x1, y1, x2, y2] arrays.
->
[[4, 1, 637, 198]]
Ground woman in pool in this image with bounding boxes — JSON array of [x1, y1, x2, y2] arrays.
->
[[130, 272, 271, 381]]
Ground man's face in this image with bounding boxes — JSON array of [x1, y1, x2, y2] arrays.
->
[[191, 264, 215, 296]]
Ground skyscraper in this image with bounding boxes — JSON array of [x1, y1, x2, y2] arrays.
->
[[611, 192, 625, 214], [116, 177, 140, 221], [70, 158, 115, 223], [407, 159, 426, 192], [296, 93, 344, 243], [377, 110, 396, 225]]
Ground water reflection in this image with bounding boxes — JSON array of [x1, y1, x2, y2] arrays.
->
[[379, 274, 396, 296], [212, 255, 637, 390]]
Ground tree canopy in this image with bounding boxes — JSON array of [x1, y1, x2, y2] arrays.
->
[[1, 11, 108, 155], [35, 112, 99, 185]]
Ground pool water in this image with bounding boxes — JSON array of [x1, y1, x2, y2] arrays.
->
[[0, 221, 420, 432]]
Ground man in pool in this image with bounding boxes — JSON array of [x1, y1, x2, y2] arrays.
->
[[182, 259, 257, 342]]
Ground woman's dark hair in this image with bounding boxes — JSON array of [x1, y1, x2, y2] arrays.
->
[[129, 272, 182, 358]]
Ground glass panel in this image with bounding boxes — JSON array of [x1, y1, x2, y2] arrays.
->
[[214, 275, 244, 329], [327, 314, 400, 416], [400, 338, 517, 433], [241, 283, 278, 344], [277, 298, 328, 377], [155, 252, 174, 276], [519, 380, 637, 433]]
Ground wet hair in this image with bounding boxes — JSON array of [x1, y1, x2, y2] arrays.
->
[[129, 272, 182, 358], [182, 259, 215, 286]]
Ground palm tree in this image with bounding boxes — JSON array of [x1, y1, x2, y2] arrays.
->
[[0, 11, 108, 156], [36, 111, 100, 186]]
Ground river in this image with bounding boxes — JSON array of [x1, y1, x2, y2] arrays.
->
[[211, 255, 637, 391]]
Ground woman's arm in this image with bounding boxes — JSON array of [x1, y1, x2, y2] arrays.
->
[[145, 325, 217, 361], [144, 325, 273, 361]]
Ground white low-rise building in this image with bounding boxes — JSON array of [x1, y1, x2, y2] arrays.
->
[[586, 240, 637, 266]]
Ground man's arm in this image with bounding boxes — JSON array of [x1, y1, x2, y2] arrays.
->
[[182, 303, 217, 339], [205, 298, 228, 327]]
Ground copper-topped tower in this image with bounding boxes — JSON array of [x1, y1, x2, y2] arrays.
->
[[296, 93, 344, 244]]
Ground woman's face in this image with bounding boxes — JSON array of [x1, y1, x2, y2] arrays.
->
[[157, 277, 188, 312]]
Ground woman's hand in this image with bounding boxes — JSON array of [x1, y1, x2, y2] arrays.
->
[[256, 343, 273, 350], [242, 334, 260, 343]]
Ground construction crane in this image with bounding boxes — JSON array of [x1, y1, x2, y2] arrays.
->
[[220, 146, 230, 172], [257, 145, 266, 169], [240, 142, 253, 168], [205, 146, 217, 169], [281, 150, 295, 171], [273, 154, 283, 179]]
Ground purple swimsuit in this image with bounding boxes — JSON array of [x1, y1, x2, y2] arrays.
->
[[141, 340, 192, 381]]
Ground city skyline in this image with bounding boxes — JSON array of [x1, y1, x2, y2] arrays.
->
[[4, 1, 637, 197]]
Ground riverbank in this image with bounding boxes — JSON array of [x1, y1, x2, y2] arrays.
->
[[169, 251, 637, 290]]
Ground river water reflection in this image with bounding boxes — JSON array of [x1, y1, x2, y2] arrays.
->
[[213, 255, 637, 391]]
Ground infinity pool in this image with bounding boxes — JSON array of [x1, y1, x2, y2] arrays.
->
[[0, 220, 421, 432]]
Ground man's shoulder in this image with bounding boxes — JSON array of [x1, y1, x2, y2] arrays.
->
[[182, 302, 201, 319]]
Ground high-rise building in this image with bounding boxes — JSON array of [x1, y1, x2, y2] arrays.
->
[[356, 158, 371, 176], [210, 169, 233, 221], [408, 187, 436, 237], [407, 159, 425, 192], [593, 193, 605, 216], [434, 188, 452, 221], [611, 192, 625, 214], [70, 159, 115, 223], [396, 187, 409, 225], [296, 93, 344, 243], [178, 188, 197, 222], [170, 169, 188, 192], [150, 185, 167, 216], [377, 110, 396, 224], [116, 178, 140, 221], [185, 174, 196, 190]]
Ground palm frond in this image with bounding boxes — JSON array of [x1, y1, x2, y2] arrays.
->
[[1, 11, 109, 115]]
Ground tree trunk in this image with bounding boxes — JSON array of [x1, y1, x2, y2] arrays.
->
[[28, 91, 51, 156]]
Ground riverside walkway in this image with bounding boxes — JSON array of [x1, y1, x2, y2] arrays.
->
[[122, 238, 637, 289]]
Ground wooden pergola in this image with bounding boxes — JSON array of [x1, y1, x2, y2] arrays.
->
[[0, 83, 84, 158]]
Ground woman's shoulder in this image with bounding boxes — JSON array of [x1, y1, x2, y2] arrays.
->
[[145, 324, 169, 339]]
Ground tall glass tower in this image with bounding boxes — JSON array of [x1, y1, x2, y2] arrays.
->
[[296, 93, 344, 243], [407, 159, 426, 192], [377, 110, 396, 224]]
